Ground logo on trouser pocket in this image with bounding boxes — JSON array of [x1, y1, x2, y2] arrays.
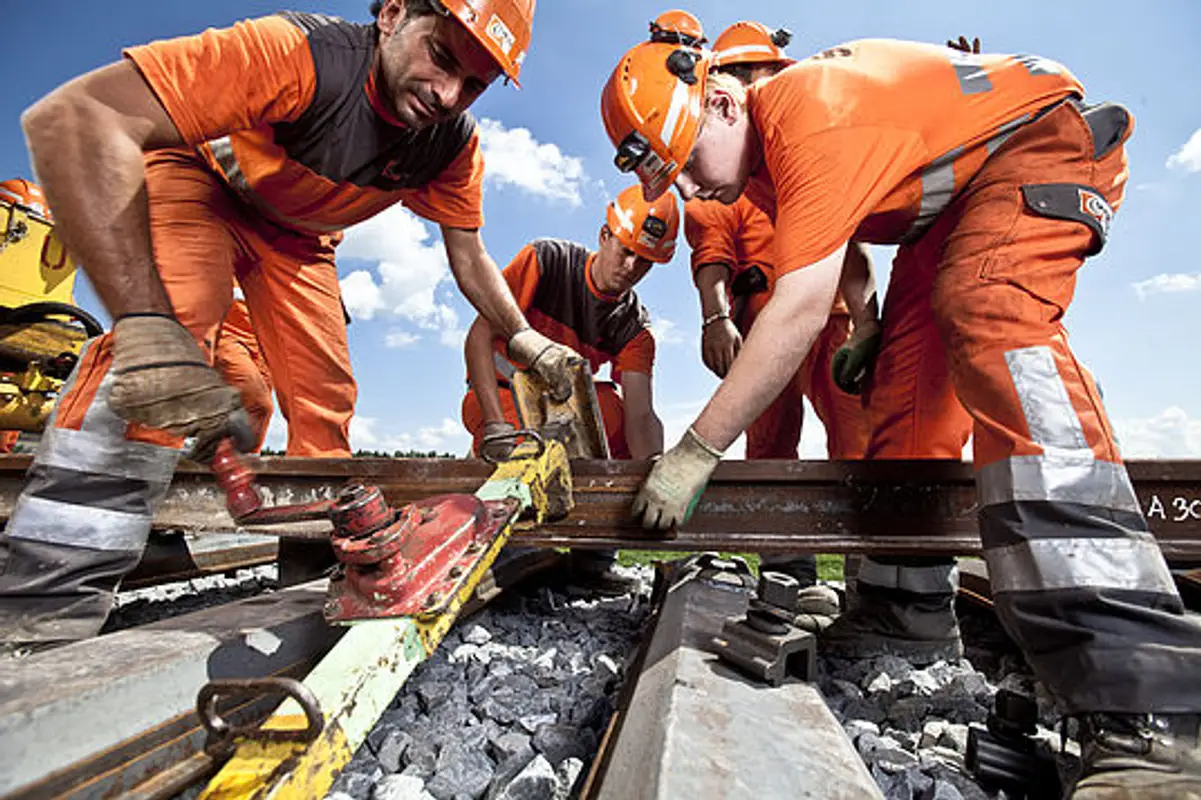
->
[[1078, 188, 1113, 241]]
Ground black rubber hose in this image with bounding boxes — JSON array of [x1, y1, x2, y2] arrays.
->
[[2, 301, 105, 338]]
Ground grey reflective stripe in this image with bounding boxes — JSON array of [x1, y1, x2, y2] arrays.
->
[[977, 454, 1140, 513], [901, 116, 1031, 242], [986, 534, 1178, 595], [36, 427, 180, 485], [918, 146, 961, 226], [208, 137, 342, 235], [986, 113, 1031, 156], [951, 58, 993, 94], [6, 494, 151, 552], [1005, 345, 1087, 450], [1014, 54, 1063, 77], [35, 355, 181, 483], [857, 558, 958, 595], [494, 352, 517, 381]]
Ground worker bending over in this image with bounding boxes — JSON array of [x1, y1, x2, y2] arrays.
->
[[463, 184, 674, 591], [685, 21, 874, 593], [1, 0, 582, 648], [601, 33, 1201, 798]]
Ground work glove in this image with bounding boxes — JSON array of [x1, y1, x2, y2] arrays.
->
[[701, 314, 742, 378], [507, 328, 582, 403], [480, 420, 518, 462], [632, 426, 724, 531], [108, 313, 254, 461], [831, 326, 882, 396], [947, 35, 982, 54]]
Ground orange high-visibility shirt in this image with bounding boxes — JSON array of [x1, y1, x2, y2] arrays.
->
[[743, 39, 1083, 276], [684, 195, 849, 314], [125, 13, 484, 237], [495, 240, 655, 381]]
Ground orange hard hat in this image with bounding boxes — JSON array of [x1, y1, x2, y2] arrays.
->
[[712, 21, 792, 68], [0, 178, 51, 222], [606, 183, 679, 263], [648, 10, 706, 48], [438, 0, 535, 86], [601, 41, 709, 202]]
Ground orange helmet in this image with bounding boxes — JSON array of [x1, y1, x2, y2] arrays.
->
[[712, 21, 792, 69], [606, 183, 679, 263], [0, 178, 51, 222], [438, 0, 535, 86], [648, 10, 706, 48], [601, 41, 709, 201]]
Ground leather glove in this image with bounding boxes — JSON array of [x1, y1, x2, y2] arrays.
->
[[108, 313, 253, 461], [507, 328, 582, 403], [480, 420, 518, 462], [632, 426, 724, 531], [831, 329, 882, 396]]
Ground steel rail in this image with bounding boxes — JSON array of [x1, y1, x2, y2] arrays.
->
[[583, 557, 882, 799], [2, 457, 1201, 557]]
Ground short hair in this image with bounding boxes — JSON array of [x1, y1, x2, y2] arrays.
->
[[705, 71, 749, 108], [369, 0, 440, 20]]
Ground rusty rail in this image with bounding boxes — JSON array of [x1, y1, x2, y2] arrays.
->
[[2, 456, 1201, 557]]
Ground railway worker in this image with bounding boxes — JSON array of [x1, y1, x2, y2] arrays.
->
[[0, 0, 585, 649], [462, 184, 674, 593], [600, 35, 1201, 797], [684, 21, 875, 594]]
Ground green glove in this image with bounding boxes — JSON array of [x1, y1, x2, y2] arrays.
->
[[632, 426, 724, 531], [831, 331, 882, 395]]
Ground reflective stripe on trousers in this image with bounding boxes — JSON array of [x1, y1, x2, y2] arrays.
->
[[0, 338, 181, 641], [928, 99, 1201, 714]]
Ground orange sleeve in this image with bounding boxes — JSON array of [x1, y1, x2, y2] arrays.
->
[[614, 329, 655, 377], [399, 131, 485, 229], [754, 79, 926, 275], [684, 199, 739, 275], [123, 16, 315, 146]]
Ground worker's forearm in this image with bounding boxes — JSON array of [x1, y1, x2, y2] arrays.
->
[[693, 263, 732, 318], [464, 318, 507, 422], [692, 249, 846, 449], [693, 302, 827, 449], [838, 243, 879, 331], [625, 413, 665, 459], [451, 250, 528, 340], [21, 86, 172, 317]]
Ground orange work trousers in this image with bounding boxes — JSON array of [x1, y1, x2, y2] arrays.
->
[[213, 298, 274, 453], [863, 230, 974, 461], [899, 100, 1199, 713], [739, 292, 868, 460], [60, 148, 355, 456], [462, 380, 631, 459]]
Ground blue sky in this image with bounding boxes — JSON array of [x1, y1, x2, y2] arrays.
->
[[2, 1, 1200, 457]]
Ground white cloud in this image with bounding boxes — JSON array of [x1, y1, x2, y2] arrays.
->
[[477, 117, 586, 207], [1115, 407, 1201, 458], [650, 317, 685, 346], [340, 270, 385, 321], [380, 417, 471, 456], [1166, 128, 1201, 173], [339, 205, 462, 346], [385, 330, 420, 349], [1132, 272, 1201, 299], [349, 416, 380, 450]]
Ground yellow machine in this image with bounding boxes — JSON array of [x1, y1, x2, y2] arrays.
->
[[0, 179, 102, 438]]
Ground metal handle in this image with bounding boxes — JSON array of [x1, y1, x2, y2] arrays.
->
[[481, 428, 546, 464], [196, 677, 324, 757]]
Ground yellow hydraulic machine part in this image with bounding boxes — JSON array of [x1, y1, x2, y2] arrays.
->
[[0, 179, 104, 437]]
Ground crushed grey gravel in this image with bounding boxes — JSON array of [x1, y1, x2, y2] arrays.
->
[[323, 565, 653, 800]]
